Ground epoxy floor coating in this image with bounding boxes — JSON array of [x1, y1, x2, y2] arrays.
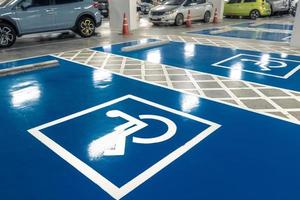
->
[[0, 56, 300, 200], [94, 39, 300, 92]]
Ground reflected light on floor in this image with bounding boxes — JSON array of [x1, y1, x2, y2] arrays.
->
[[147, 49, 161, 64], [184, 43, 195, 58], [93, 70, 112, 88], [229, 63, 243, 80], [181, 95, 200, 112], [102, 44, 112, 52], [11, 82, 41, 108]]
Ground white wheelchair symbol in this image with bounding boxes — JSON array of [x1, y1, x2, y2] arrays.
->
[[88, 110, 177, 159], [241, 58, 287, 71]]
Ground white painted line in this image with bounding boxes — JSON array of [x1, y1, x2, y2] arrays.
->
[[121, 40, 170, 52], [0, 60, 59, 77]]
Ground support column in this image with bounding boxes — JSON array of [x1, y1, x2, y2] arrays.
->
[[109, 0, 138, 32], [209, 0, 224, 22], [291, 4, 300, 47]]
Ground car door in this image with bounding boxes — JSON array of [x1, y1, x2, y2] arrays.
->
[[183, 0, 198, 19], [243, 0, 257, 15], [225, 0, 242, 15], [196, 0, 207, 19], [15, 0, 55, 34], [53, 0, 84, 30]]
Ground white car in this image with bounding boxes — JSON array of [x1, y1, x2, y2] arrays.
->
[[290, 0, 298, 16], [149, 0, 213, 26]]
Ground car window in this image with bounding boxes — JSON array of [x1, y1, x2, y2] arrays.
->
[[164, 0, 185, 5], [227, 0, 242, 3], [18, 0, 51, 8], [244, 0, 256, 2], [0, 0, 12, 7], [197, 0, 206, 4], [184, 0, 197, 5], [55, 0, 83, 4]]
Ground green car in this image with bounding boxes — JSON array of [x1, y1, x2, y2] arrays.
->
[[224, 0, 271, 20]]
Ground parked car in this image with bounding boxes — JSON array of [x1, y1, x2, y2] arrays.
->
[[290, 0, 298, 16], [224, 0, 271, 20], [139, 0, 154, 14], [266, 0, 290, 14], [95, 0, 109, 17], [0, 0, 102, 48], [149, 0, 213, 26]]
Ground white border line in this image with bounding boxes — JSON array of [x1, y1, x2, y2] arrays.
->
[[51, 54, 300, 125], [28, 94, 220, 199]]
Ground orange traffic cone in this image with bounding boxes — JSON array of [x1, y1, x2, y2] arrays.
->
[[186, 10, 192, 28], [122, 13, 129, 35], [213, 8, 219, 24]]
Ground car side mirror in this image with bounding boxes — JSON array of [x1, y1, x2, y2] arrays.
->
[[20, 2, 31, 10]]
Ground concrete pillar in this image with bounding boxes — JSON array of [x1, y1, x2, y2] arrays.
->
[[109, 0, 138, 32], [209, 0, 224, 22], [291, 4, 300, 47]]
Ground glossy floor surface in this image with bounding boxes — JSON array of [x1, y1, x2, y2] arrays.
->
[[1, 56, 300, 200], [190, 28, 291, 42], [232, 22, 294, 30], [94, 39, 300, 92], [1, 15, 300, 200]]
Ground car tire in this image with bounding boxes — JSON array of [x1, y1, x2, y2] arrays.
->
[[249, 9, 260, 20], [152, 23, 160, 26], [0, 23, 16, 48], [174, 14, 184, 26], [203, 11, 211, 23], [76, 16, 96, 38]]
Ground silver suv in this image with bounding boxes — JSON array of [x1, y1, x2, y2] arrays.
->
[[0, 0, 102, 48], [149, 0, 213, 26], [266, 0, 290, 14]]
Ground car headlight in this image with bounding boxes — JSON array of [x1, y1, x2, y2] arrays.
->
[[165, 10, 176, 15]]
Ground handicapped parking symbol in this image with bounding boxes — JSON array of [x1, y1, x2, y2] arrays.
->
[[88, 110, 177, 159], [241, 58, 287, 71], [213, 53, 300, 78]]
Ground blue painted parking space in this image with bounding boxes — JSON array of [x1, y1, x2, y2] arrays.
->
[[188, 28, 291, 42], [93, 39, 300, 92], [1, 56, 300, 200], [232, 22, 294, 31]]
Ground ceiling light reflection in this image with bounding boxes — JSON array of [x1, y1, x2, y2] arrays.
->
[[184, 43, 195, 58], [229, 63, 243, 80], [147, 49, 161, 64], [11, 83, 41, 108], [181, 95, 200, 112], [93, 70, 112, 88]]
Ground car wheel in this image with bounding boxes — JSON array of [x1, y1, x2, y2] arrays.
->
[[77, 17, 96, 38], [152, 23, 160, 26], [203, 11, 211, 23], [249, 9, 260, 20], [0, 23, 16, 48], [174, 14, 184, 26]]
